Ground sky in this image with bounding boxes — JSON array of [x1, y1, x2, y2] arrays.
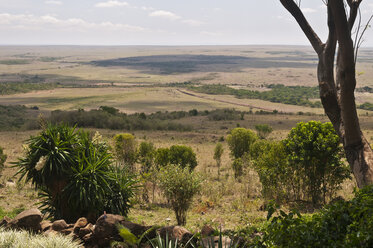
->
[[0, 0, 372, 46]]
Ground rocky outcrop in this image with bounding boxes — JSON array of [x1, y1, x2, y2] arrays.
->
[[7, 208, 42, 232]]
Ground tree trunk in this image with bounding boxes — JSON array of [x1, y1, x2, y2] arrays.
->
[[280, 0, 373, 188]]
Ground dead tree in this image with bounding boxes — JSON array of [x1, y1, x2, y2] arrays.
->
[[279, 0, 373, 187]]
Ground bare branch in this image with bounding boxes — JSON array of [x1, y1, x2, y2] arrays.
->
[[355, 14, 373, 63], [279, 0, 323, 54]]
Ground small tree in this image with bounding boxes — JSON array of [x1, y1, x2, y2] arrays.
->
[[227, 128, 257, 159], [213, 143, 224, 179], [168, 145, 198, 170], [137, 141, 156, 203], [255, 124, 273, 139], [232, 158, 244, 180], [113, 133, 137, 169], [158, 164, 202, 226], [283, 121, 351, 205], [0, 146, 7, 178]]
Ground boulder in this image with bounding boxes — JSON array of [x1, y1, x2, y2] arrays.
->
[[60, 227, 74, 235], [201, 236, 232, 248], [0, 216, 12, 227], [73, 217, 88, 234], [158, 226, 194, 244], [93, 214, 126, 247], [8, 208, 42, 232], [79, 223, 94, 238], [52, 219, 68, 231], [201, 224, 215, 237], [40, 220, 52, 232]]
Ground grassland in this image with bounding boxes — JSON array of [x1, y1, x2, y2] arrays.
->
[[0, 45, 372, 232]]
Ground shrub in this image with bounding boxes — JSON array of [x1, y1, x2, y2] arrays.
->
[[137, 141, 156, 203], [154, 148, 170, 168], [227, 128, 257, 159], [168, 145, 198, 170], [113, 133, 137, 169], [232, 158, 244, 179], [16, 123, 136, 222], [213, 143, 224, 179], [257, 185, 373, 248], [254, 124, 273, 139], [158, 164, 202, 226], [283, 121, 350, 205]]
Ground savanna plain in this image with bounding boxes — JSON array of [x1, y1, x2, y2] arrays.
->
[[0, 45, 373, 237]]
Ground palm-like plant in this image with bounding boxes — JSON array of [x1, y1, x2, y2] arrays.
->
[[16, 123, 136, 222]]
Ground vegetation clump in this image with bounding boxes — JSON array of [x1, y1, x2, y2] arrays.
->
[[0, 146, 6, 178], [158, 164, 202, 226], [16, 123, 136, 222]]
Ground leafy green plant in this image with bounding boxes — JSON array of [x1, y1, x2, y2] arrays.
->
[[158, 165, 202, 226], [168, 145, 198, 170], [232, 158, 244, 180], [16, 123, 136, 222], [254, 124, 273, 139], [256, 185, 373, 248], [283, 121, 350, 205], [213, 143, 224, 179], [113, 133, 137, 169], [227, 128, 257, 159]]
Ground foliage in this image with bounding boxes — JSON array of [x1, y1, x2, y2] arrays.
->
[[256, 185, 373, 248], [0, 146, 6, 177], [0, 227, 82, 248], [249, 140, 291, 203], [213, 143, 224, 178], [254, 124, 273, 139], [283, 121, 350, 205], [232, 158, 244, 179], [190, 84, 322, 108], [168, 145, 198, 170], [359, 102, 373, 111], [137, 141, 156, 203], [154, 148, 171, 168], [227, 128, 257, 159], [0, 105, 40, 131], [158, 164, 202, 226], [0, 81, 56, 95], [50, 108, 192, 132], [113, 133, 137, 168], [16, 123, 136, 222]]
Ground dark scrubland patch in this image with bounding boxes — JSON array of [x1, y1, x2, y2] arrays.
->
[[0, 105, 40, 130], [91, 54, 316, 75]]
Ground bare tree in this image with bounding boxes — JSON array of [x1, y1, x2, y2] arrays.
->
[[279, 0, 373, 187]]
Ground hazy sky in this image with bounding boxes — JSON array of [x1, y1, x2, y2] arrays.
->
[[0, 0, 372, 46]]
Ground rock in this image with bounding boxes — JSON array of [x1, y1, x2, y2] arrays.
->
[[79, 223, 94, 238], [122, 220, 150, 237], [158, 226, 194, 244], [44, 229, 59, 237], [52, 219, 68, 231], [40, 220, 52, 232], [73, 217, 88, 234], [8, 208, 42, 232], [60, 227, 74, 235], [93, 214, 125, 247], [201, 236, 232, 248], [0, 216, 12, 227], [201, 224, 215, 236]]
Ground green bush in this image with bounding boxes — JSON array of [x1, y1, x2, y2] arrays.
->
[[227, 128, 257, 159], [158, 164, 202, 226], [257, 185, 373, 248], [16, 123, 136, 222], [168, 145, 198, 170], [254, 124, 273, 139], [113, 133, 137, 169], [213, 143, 224, 179], [283, 121, 350, 205]]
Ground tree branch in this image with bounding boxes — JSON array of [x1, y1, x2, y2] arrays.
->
[[279, 0, 323, 54], [348, 0, 363, 30]]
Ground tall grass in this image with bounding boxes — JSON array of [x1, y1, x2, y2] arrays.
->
[[0, 228, 82, 248]]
